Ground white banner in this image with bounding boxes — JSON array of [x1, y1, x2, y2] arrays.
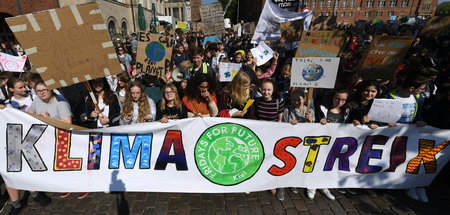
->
[[291, 57, 340, 88], [0, 108, 449, 193], [251, 0, 313, 44], [251, 41, 274, 66], [0, 52, 27, 72], [219, 62, 241, 82]]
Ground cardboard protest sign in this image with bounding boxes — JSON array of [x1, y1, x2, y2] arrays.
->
[[0, 53, 27, 72], [199, 2, 225, 36], [176, 21, 187, 30], [251, 41, 274, 66], [280, 19, 304, 43], [310, 16, 337, 30], [357, 35, 414, 80], [136, 32, 175, 77], [6, 3, 122, 89], [291, 57, 340, 88], [295, 31, 345, 58], [368, 99, 402, 123], [219, 62, 242, 82], [156, 25, 164, 33], [243, 22, 256, 34], [420, 16, 450, 37], [191, 0, 202, 22]]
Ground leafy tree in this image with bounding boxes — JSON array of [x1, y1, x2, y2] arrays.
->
[[435, 2, 450, 16], [219, 0, 238, 23]]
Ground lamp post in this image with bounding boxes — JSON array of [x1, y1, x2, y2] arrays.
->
[[131, 0, 136, 32]]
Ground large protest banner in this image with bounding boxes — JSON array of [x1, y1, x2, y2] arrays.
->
[[295, 31, 346, 58], [291, 57, 340, 88], [357, 35, 414, 80], [1, 108, 449, 192], [199, 2, 226, 36], [0, 53, 27, 72], [5, 3, 122, 89], [136, 32, 175, 77], [191, 0, 202, 22]]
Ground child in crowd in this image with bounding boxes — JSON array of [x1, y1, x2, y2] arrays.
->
[[120, 82, 156, 125], [5, 77, 34, 111], [115, 72, 130, 104], [182, 74, 218, 117], [255, 78, 285, 122], [348, 80, 381, 129], [84, 78, 122, 128], [156, 83, 188, 122], [172, 43, 190, 68], [218, 71, 256, 119]]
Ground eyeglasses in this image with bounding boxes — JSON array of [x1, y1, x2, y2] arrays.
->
[[118, 49, 123, 51], [165, 91, 175, 95], [36, 89, 49, 94]]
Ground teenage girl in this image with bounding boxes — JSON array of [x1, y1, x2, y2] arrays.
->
[[156, 83, 188, 122], [120, 82, 156, 125], [348, 80, 380, 129], [5, 78, 34, 111]]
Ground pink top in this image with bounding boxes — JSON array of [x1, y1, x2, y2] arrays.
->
[[259, 63, 277, 79]]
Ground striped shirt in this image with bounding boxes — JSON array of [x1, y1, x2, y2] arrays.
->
[[255, 98, 285, 121]]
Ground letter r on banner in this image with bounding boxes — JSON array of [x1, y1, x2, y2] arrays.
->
[[323, 137, 358, 171], [406, 140, 450, 174]]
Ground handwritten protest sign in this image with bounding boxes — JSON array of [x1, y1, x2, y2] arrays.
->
[[6, 3, 122, 89], [291, 57, 340, 88], [251, 41, 274, 66], [0, 53, 27, 72], [156, 25, 164, 33], [176, 21, 187, 30], [295, 31, 345, 58], [191, 0, 202, 22], [199, 2, 225, 36], [219, 62, 242, 82], [280, 19, 304, 43], [420, 16, 450, 37], [310, 16, 337, 30], [192, 22, 204, 33], [136, 32, 175, 77], [357, 36, 414, 80], [368, 99, 402, 123], [271, 0, 299, 12], [243, 22, 256, 34]]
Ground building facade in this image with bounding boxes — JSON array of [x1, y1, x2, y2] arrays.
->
[[163, 0, 189, 22]]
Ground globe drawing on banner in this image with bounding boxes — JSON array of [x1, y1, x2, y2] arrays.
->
[[209, 137, 250, 174], [302, 62, 324, 81], [145, 41, 165, 62]]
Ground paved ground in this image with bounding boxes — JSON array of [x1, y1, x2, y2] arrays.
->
[[1, 172, 449, 215]]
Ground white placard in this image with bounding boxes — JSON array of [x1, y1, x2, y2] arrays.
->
[[219, 62, 242, 82], [224, 18, 231, 28], [368, 98, 403, 123], [1, 108, 449, 192], [291, 57, 340, 88], [0, 53, 27, 72], [251, 41, 274, 66]]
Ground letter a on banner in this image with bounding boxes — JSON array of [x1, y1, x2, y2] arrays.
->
[[155, 130, 188, 170]]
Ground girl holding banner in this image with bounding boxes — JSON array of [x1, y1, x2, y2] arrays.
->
[[119, 82, 156, 125]]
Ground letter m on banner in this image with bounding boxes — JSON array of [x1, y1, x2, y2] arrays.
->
[[109, 133, 153, 169]]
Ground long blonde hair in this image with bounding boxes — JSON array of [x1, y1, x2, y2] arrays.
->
[[160, 83, 181, 111], [120, 82, 150, 122], [228, 71, 250, 107]]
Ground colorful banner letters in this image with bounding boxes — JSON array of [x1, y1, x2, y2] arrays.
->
[[136, 32, 175, 77], [291, 57, 340, 88], [0, 53, 27, 72], [6, 3, 122, 90], [358, 36, 414, 80], [1, 108, 449, 192], [199, 2, 225, 36], [219, 62, 242, 82], [295, 31, 345, 58]]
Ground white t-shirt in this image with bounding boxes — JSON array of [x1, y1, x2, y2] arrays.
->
[[6, 95, 33, 111], [97, 98, 110, 128], [394, 95, 416, 124]]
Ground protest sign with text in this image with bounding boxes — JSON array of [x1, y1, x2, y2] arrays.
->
[[199, 2, 225, 36], [136, 32, 175, 77], [291, 57, 339, 88], [6, 3, 122, 89], [219, 62, 242, 82], [1, 108, 449, 192], [357, 36, 414, 80], [251, 41, 274, 66], [271, 0, 299, 12], [0, 53, 27, 72], [295, 31, 345, 58], [191, 0, 202, 22], [368, 99, 403, 124]]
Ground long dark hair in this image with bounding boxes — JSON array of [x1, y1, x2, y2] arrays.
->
[[86, 77, 115, 108], [184, 74, 217, 101], [350, 79, 380, 105]]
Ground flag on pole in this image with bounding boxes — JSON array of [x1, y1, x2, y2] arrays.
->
[[251, 0, 313, 44]]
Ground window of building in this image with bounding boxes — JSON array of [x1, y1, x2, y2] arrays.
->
[[343, 0, 347, 7], [377, 11, 383, 16], [349, 11, 353, 16], [312, 0, 316, 7], [326, 12, 330, 16], [365, 11, 371, 17], [319, 12, 324, 16], [121, 21, 127, 37], [350, 0, 355, 6], [165, 8, 167, 16], [401, 0, 408, 7], [341, 11, 346, 17], [320, 0, 324, 7], [334, 11, 338, 16], [422, 4, 431, 10], [181, 7, 184, 21], [173, 7, 179, 20], [366, 0, 374, 7], [378, 0, 386, 7], [388, 11, 395, 16], [327, 0, 332, 7], [389, 0, 397, 7], [108, 20, 116, 40], [335, 0, 340, 7]]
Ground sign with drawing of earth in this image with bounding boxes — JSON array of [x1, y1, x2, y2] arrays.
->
[[145, 41, 165, 62], [302, 62, 324, 81], [195, 123, 264, 185]]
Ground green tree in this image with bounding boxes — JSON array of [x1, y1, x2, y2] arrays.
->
[[435, 2, 450, 16], [219, 0, 238, 23]]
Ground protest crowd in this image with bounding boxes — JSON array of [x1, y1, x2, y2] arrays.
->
[[0, 5, 449, 215]]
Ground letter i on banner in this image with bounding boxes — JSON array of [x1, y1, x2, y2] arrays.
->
[[88, 132, 102, 170]]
